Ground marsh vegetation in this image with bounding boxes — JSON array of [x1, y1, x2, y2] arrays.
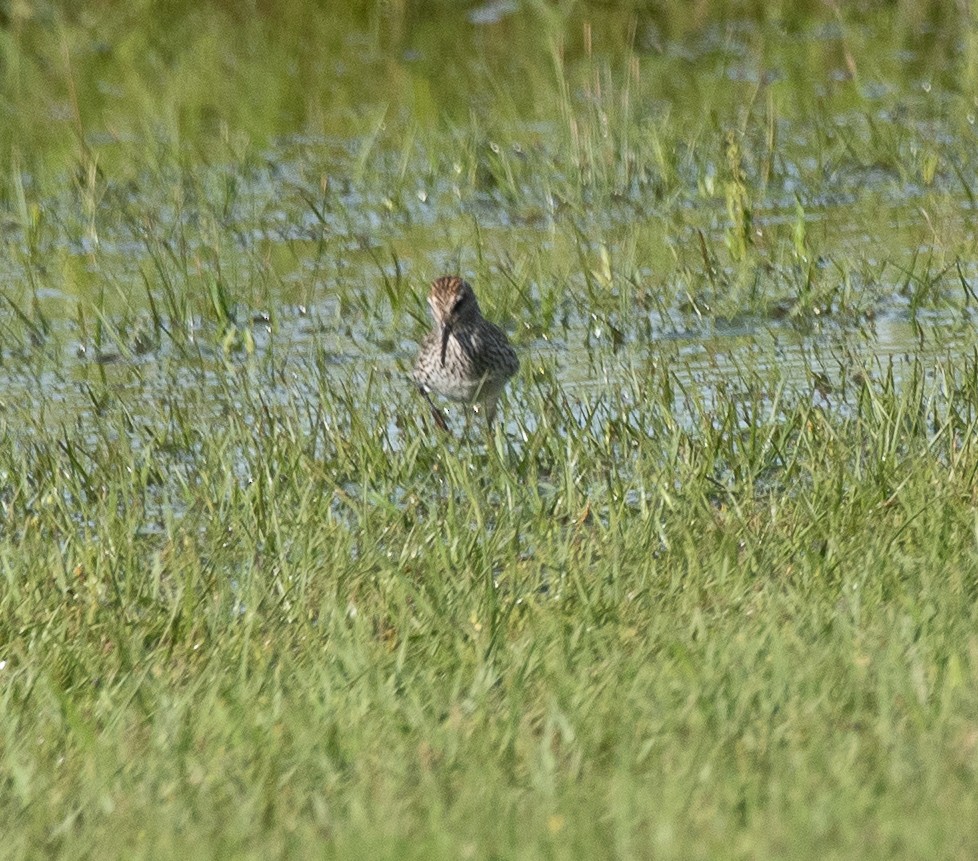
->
[[2, 1, 978, 857]]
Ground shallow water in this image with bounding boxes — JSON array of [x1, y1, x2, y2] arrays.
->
[[2, 5, 978, 451]]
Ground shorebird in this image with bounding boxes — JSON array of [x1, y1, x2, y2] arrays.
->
[[413, 275, 519, 430]]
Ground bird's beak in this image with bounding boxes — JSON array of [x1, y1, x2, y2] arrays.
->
[[440, 321, 451, 366]]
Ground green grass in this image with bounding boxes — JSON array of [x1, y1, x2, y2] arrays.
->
[[2, 1, 978, 858], [4, 342, 978, 859]]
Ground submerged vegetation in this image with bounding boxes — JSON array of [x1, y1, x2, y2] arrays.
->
[[2, 1, 978, 857]]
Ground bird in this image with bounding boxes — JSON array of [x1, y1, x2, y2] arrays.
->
[[412, 275, 519, 430]]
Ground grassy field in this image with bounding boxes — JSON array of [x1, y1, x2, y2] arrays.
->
[[2, 1, 978, 858]]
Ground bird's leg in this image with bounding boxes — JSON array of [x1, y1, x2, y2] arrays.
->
[[483, 397, 499, 434], [417, 386, 451, 434]]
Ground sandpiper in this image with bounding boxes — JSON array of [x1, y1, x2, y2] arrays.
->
[[413, 275, 519, 429]]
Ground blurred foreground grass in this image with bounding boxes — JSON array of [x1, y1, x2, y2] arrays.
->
[[2, 1, 978, 858], [4, 335, 978, 859]]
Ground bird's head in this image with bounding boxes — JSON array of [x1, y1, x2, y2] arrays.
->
[[428, 275, 480, 364]]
